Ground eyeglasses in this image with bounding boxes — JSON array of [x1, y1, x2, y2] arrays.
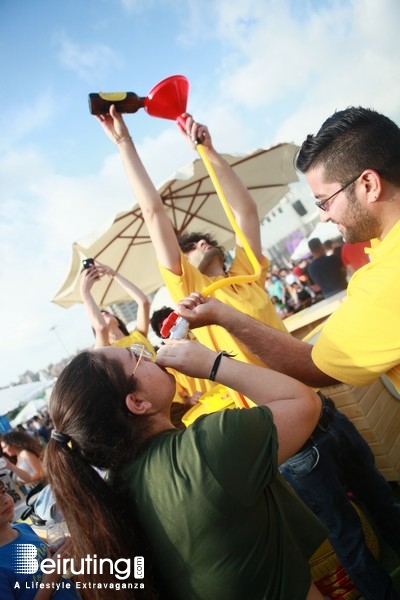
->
[[315, 174, 361, 212], [130, 344, 155, 376]]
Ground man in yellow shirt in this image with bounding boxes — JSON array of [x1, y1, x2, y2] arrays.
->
[[173, 107, 400, 600], [189, 107, 399, 396]]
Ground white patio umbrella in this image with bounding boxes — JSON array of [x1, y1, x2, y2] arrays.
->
[[52, 143, 299, 308]]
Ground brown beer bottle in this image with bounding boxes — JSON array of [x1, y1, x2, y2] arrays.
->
[[88, 92, 146, 115]]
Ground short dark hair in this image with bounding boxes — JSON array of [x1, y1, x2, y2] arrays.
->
[[296, 107, 400, 186], [178, 232, 226, 258], [150, 306, 174, 338], [308, 238, 324, 253], [177, 232, 227, 272]]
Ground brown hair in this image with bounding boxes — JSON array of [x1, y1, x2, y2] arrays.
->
[[43, 350, 158, 599], [1, 431, 43, 457]]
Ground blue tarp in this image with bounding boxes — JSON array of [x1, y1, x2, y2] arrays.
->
[[0, 415, 12, 433]]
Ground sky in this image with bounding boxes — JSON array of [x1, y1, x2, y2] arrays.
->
[[0, 0, 399, 390]]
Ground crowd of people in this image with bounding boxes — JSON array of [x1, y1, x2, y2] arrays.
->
[[264, 234, 371, 320], [1, 105, 400, 600]]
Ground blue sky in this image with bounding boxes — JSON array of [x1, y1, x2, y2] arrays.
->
[[0, 0, 399, 390]]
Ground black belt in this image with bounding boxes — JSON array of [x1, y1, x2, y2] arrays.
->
[[297, 393, 336, 453]]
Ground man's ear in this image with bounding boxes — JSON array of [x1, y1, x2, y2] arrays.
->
[[125, 393, 152, 415], [361, 169, 381, 203]]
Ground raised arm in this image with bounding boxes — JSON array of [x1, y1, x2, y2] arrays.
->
[[79, 267, 110, 347], [95, 106, 182, 274], [156, 339, 322, 464], [180, 115, 263, 260], [95, 263, 150, 337], [175, 293, 338, 388], [4, 451, 44, 484]]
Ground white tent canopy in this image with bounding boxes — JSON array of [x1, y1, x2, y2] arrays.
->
[[0, 380, 54, 417], [10, 398, 48, 428]]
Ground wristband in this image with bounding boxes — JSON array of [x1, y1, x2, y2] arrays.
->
[[209, 351, 234, 381]]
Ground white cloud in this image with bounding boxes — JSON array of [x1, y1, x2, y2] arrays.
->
[[181, 0, 400, 148], [55, 32, 123, 80], [0, 94, 56, 152]]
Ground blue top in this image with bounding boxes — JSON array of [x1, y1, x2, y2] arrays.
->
[[0, 523, 80, 599]]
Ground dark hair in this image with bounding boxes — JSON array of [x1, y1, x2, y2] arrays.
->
[[178, 232, 226, 263], [150, 306, 174, 338], [1, 431, 43, 457], [308, 238, 324, 253], [99, 310, 130, 337], [114, 314, 130, 337], [296, 107, 400, 186], [43, 351, 157, 599]]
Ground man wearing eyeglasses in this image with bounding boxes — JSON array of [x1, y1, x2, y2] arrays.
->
[[174, 107, 400, 600]]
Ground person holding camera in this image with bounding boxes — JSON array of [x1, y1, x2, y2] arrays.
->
[[80, 260, 153, 352]]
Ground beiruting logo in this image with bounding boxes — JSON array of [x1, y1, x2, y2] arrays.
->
[[13, 545, 145, 592]]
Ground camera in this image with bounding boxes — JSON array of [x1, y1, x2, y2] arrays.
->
[[82, 258, 95, 270]]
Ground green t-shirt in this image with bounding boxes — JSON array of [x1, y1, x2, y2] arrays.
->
[[118, 407, 327, 600]]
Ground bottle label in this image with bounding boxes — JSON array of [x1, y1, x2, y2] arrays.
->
[[99, 92, 128, 101]]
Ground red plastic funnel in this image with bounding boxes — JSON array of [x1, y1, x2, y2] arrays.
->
[[145, 75, 189, 122]]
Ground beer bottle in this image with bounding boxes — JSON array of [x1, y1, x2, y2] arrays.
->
[[88, 92, 146, 115]]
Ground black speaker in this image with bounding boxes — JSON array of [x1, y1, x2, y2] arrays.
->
[[292, 200, 307, 216]]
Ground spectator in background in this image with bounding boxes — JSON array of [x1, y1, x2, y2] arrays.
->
[[29, 415, 50, 445], [341, 240, 371, 278], [266, 273, 287, 305], [323, 239, 334, 255], [0, 431, 45, 494], [293, 259, 320, 300], [307, 237, 347, 298], [80, 260, 154, 354], [0, 478, 80, 600], [323, 238, 344, 260], [285, 274, 313, 312]]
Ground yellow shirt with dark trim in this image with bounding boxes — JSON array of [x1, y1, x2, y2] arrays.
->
[[312, 220, 400, 393]]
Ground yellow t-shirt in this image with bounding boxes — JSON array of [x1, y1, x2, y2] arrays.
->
[[112, 330, 155, 355], [159, 247, 289, 408], [312, 220, 400, 393], [172, 370, 214, 402]]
